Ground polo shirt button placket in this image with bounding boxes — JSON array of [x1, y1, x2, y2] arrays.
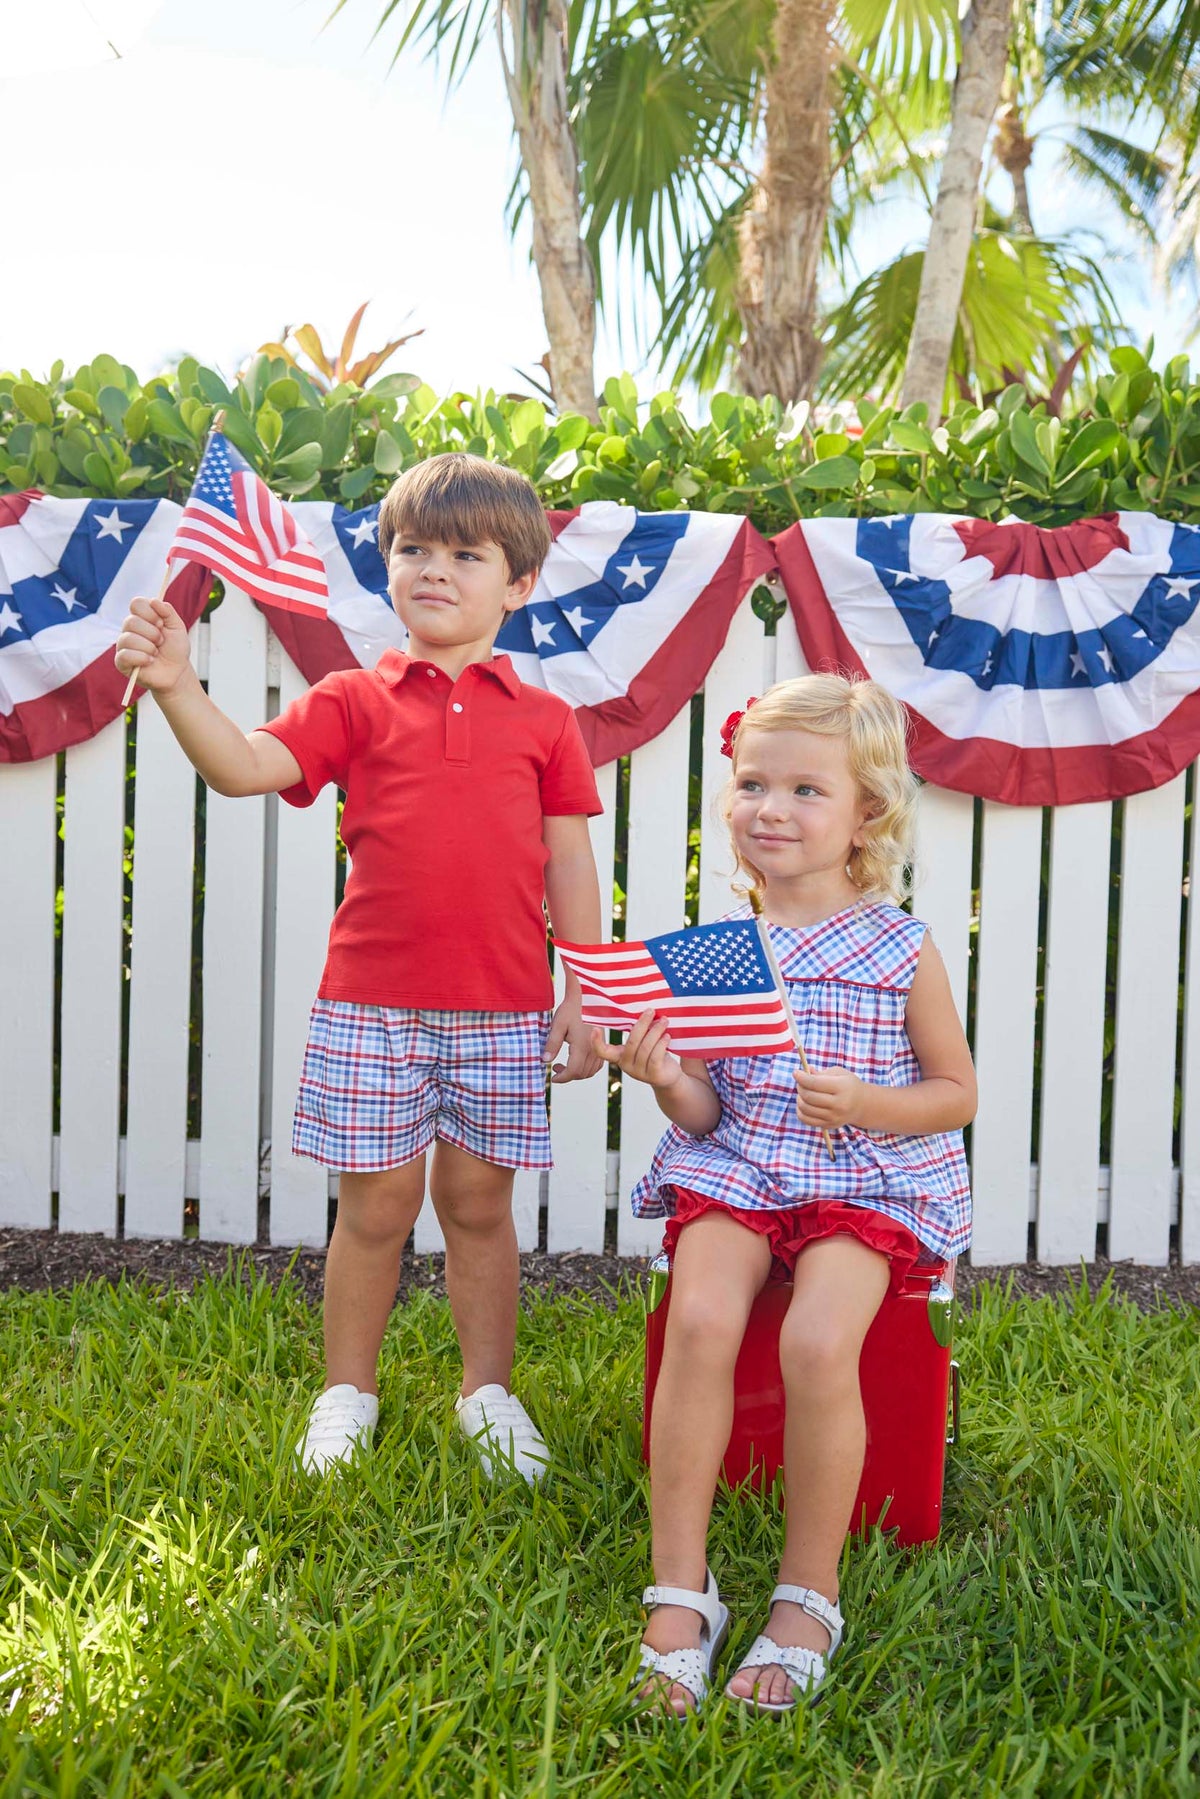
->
[[446, 686, 470, 763]]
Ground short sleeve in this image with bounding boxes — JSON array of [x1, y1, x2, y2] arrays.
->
[[540, 706, 603, 817], [257, 672, 355, 809]]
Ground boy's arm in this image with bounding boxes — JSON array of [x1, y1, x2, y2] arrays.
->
[[542, 813, 604, 1083], [592, 1013, 722, 1135], [116, 593, 302, 796]]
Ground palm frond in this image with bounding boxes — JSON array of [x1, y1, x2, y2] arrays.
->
[[820, 227, 1119, 404], [1056, 127, 1171, 234], [839, 0, 958, 86], [329, 0, 493, 83]]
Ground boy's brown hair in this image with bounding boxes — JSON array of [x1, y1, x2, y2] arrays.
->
[[376, 452, 551, 580]]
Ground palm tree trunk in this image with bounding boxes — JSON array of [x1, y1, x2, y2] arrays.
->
[[900, 0, 1013, 420], [734, 0, 837, 405], [498, 0, 598, 420], [996, 101, 1034, 233]]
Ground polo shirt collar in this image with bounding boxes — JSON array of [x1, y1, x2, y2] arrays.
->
[[376, 648, 521, 697]]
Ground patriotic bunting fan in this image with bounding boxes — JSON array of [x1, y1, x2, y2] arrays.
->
[[775, 511, 1200, 806], [254, 498, 775, 767]]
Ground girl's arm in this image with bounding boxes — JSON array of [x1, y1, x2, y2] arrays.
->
[[795, 935, 977, 1136], [592, 1012, 722, 1136]]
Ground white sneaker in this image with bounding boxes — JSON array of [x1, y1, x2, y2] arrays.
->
[[297, 1384, 379, 1474], [454, 1384, 549, 1485]]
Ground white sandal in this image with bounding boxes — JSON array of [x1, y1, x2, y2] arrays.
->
[[725, 1584, 844, 1713], [634, 1567, 730, 1715]]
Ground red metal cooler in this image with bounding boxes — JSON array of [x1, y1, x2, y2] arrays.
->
[[643, 1255, 959, 1547]]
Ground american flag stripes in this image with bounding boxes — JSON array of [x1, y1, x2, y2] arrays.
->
[[171, 432, 330, 619], [555, 919, 796, 1059]]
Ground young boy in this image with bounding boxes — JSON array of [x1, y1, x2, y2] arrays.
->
[[115, 453, 604, 1483]]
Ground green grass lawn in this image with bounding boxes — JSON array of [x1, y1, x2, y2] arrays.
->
[[1, 1268, 1197, 1799]]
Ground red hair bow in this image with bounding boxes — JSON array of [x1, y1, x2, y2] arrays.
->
[[719, 697, 758, 759]]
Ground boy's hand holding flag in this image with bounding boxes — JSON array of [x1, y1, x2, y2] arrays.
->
[[118, 428, 331, 702]]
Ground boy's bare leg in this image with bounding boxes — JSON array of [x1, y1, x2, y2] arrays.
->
[[726, 1234, 890, 1708], [323, 1159, 427, 1392], [429, 1140, 520, 1395], [641, 1214, 772, 1714]]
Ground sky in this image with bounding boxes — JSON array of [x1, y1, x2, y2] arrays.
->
[[1, 0, 1194, 400]]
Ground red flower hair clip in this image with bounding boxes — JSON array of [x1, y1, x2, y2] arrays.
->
[[719, 696, 758, 759]]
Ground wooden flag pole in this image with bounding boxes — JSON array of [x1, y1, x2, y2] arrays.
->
[[119, 561, 173, 708], [747, 889, 836, 1162], [119, 411, 224, 708]]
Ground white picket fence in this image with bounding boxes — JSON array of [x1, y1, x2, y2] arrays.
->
[[0, 581, 1194, 1265]]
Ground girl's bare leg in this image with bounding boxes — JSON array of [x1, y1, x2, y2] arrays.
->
[[727, 1233, 890, 1708], [323, 1160, 427, 1391], [640, 1213, 772, 1713]]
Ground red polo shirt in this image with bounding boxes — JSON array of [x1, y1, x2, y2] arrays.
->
[[259, 649, 602, 1010]]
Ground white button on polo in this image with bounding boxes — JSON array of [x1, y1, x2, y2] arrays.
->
[[427, 668, 436, 677], [451, 702, 464, 713]]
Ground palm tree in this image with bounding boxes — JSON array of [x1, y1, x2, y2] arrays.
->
[[901, 0, 1014, 413], [903, 0, 1200, 417], [335, 0, 598, 419], [574, 0, 964, 400], [733, 0, 838, 402]]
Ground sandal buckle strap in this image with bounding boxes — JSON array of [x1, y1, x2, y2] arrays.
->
[[769, 1584, 844, 1652], [641, 1566, 722, 1638]]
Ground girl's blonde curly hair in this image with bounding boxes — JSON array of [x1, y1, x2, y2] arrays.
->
[[721, 673, 918, 907]]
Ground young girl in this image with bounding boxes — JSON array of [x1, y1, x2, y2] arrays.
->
[[595, 674, 975, 1717]]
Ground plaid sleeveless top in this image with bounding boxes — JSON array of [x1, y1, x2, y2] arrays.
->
[[628, 902, 972, 1259]]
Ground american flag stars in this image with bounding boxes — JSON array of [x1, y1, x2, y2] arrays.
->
[[657, 922, 768, 995], [555, 918, 796, 1059]]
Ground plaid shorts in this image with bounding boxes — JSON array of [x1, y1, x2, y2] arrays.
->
[[293, 1000, 554, 1172]]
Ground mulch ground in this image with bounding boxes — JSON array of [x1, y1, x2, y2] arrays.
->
[[0, 1228, 1196, 1311]]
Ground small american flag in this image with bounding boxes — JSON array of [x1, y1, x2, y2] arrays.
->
[[170, 431, 329, 618], [555, 919, 795, 1059]]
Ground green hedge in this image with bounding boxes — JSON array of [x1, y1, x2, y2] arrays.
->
[[2, 349, 1199, 534]]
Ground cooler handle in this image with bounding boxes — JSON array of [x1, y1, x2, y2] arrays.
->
[[946, 1359, 960, 1447]]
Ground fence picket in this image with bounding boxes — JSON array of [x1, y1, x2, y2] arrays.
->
[[1109, 776, 1185, 1264], [912, 786, 975, 1026], [1180, 765, 1200, 1264], [412, 1185, 447, 1255], [268, 647, 337, 1247], [124, 679, 198, 1238], [199, 586, 267, 1243], [970, 803, 1043, 1264], [773, 594, 806, 683], [0, 756, 57, 1227], [698, 597, 766, 925], [58, 719, 126, 1234], [1037, 802, 1111, 1263], [547, 758, 618, 1252], [618, 704, 692, 1255]]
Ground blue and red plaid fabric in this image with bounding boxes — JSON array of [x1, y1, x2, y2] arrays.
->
[[294, 1001, 554, 1171], [629, 903, 972, 1259]]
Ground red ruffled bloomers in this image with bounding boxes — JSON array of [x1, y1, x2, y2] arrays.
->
[[661, 1188, 935, 1294]]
